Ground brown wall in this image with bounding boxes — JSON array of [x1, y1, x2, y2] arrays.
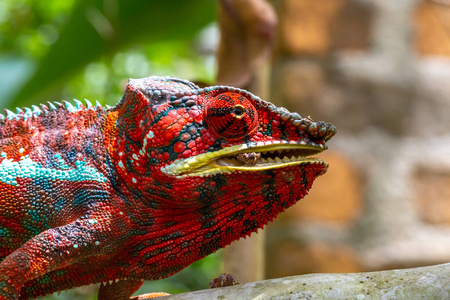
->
[[266, 0, 450, 278]]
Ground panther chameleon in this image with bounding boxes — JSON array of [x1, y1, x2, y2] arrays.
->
[[0, 76, 336, 299]]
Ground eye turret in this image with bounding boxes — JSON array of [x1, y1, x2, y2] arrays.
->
[[204, 93, 258, 141]]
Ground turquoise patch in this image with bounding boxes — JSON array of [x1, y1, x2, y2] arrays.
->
[[0, 156, 107, 185], [0, 227, 9, 237]]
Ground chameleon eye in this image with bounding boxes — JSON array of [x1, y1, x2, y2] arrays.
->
[[204, 92, 258, 141]]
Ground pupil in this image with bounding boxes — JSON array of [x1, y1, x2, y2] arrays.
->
[[233, 106, 244, 116]]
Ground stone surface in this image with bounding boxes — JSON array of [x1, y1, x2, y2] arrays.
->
[[273, 60, 324, 111], [277, 0, 346, 55], [414, 168, 450, 225], [414, 2, 450, 57], [281, 151, 362, 224], [330, 0, 373, 51], [277, 0, 372, 55], [266, 240, 361, 278]]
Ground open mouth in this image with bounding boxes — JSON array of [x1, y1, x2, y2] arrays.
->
[[161, 141, 328, 177]]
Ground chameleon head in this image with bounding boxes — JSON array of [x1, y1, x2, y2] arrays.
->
[[113, 76, 336, 266]]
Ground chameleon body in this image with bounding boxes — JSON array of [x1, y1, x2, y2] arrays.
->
[[0, 76, 336, 299]]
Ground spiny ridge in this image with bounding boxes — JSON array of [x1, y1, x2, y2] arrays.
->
[[0, 99, 105, 122]]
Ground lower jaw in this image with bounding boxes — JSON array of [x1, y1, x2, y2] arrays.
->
[[208, 163, 328, 248]]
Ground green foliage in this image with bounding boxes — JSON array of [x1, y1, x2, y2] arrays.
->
[[41, 252, 222, 300], [0, 0, 216, 108], [0, 0, 76, 58], [136, 252, 222, 296], [1, 0, 221, 299]]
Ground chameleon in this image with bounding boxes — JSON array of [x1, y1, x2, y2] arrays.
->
[[0, 76, 336, 300]]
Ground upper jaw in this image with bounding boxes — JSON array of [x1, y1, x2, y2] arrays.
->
[[161, 140, 328, 178]]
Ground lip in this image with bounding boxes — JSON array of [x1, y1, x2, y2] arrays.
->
[[161, 141, 328, 178]]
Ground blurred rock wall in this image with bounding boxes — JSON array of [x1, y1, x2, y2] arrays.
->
[[266, 0, 450, 277]]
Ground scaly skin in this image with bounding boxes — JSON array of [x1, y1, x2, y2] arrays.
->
[[0, 76, 336, 300]]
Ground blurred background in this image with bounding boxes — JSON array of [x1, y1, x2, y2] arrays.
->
[[1, 0, 450, 299]]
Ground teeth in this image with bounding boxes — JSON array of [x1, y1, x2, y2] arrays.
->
[[275, 157, 282, 163], [282, 157, 290, 163]]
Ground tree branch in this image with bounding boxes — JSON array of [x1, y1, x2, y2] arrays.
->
[[161, 263, 450, 299]]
